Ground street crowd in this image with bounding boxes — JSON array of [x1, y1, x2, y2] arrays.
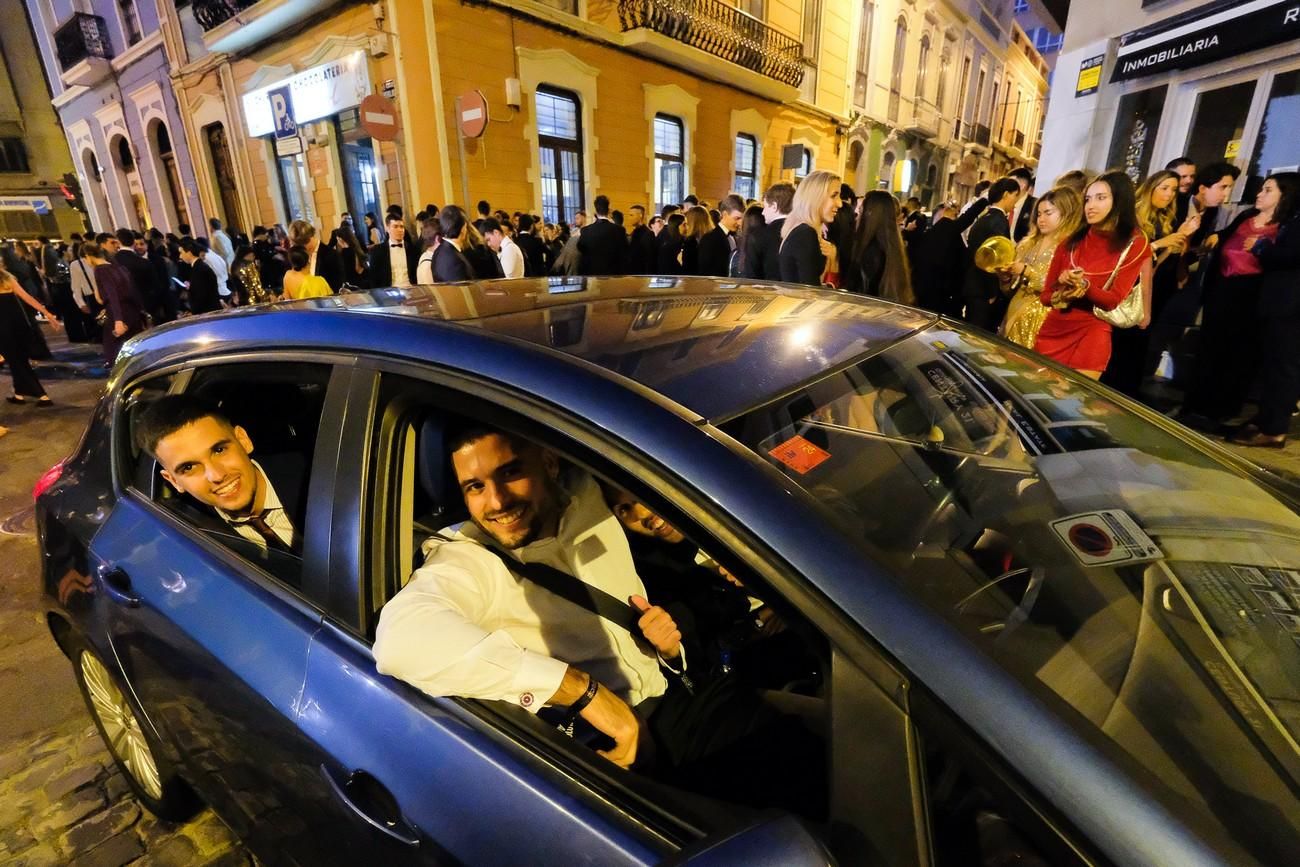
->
[[2, 157, 1298, 446]]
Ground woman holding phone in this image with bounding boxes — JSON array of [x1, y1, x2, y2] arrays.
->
[[1033, 171, 1152, 379]]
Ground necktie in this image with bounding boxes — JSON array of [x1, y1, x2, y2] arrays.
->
[[233, 510, 291, 553]]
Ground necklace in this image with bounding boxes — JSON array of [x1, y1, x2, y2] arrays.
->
[[1068, 231, 1139, 277]]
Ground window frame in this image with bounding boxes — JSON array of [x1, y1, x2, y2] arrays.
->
[[853, 1, 874, 111], [535, 85, 587, 225], [733, 133, 758, 200], [653, 113, 686, 213], [917, 33, 931, 102], [795, 146, 813, 179], [0, 138, 30, 173]]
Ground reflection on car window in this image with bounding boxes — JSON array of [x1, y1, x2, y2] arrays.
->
[[726, 325, 1300, 862]]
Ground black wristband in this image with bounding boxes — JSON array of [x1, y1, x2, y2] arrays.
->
[[567, 675, 599, 717]]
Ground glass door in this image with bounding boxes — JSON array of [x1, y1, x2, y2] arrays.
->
[[1242, 68, 1300, 201], [1183, 80, 1255, 174]]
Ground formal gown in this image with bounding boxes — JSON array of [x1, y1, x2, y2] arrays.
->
[[999, 237, 1057, 351], [0, 288, 46, 397]]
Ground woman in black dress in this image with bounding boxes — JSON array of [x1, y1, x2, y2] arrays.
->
[[82, 242, 146, 364], [779, 170, 843, 286], [656, 213, 686, 275], [0, 261, 60, 405], [846, 191, 913, 303], [680, 206, 713, 276]]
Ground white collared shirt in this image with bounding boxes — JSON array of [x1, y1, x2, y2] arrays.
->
[[374, 470, 670, 712], [390, 242, 411, 287], [215, 461, 295, 549], [204, 250, 230, 297], [498, 235, 525, 278]]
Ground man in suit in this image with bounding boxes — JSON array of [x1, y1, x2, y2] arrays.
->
[[138, 395, 300, 554], [178, 240, 222, 314], [578, 195, 628, 276], [1166, 157, 1196, 226], [114, 228, 162, 319], [624, 205, 657, 274], [747, 183, 793, 280], [1008, 168, 1036, 242], [513, 214, 546, 277], [289, 219, 343, 292], [369, 212, 421, 287], [698, 194, 744, 277], [431, 205, 474, 282], [912, 199, 987, 317], [961, 177, 1020, 332]]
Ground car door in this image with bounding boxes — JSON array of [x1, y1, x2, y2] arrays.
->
[[88, 359, 361, 862]]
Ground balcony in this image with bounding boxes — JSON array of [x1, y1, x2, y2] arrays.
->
[[617, 0, 804, 90], [975, 124, 991, 147], [906, 99, 940, 139], [54, 13, 113, 88], [192, 0, 339, 54]]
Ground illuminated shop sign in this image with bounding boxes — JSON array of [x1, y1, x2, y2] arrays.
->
[[243, 51, 371, 137], [1113, 0, 1300, 82]]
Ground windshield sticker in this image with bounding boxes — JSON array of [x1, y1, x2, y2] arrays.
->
[[768, 435, 832, 475], [1050, 510, 1163, 566]]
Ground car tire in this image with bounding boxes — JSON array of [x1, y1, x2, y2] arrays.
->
[[69, 637, 201, 821]]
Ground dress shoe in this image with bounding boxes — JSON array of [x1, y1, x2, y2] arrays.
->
[[1228, 431, 1287, 449]]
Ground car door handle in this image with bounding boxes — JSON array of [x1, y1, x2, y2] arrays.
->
[[319, 764, 420, 848], [99, 568, 140, 608]]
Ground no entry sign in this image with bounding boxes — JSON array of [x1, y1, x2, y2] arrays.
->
[[458, 91, 488, 139], [360, 93, 400, 142]]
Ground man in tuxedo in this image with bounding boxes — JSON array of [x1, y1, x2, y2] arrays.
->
[[290, 219, 343, 292], [114, 228, 162, 318], [625, 205, 657, 274], [513, 214, 546, 277], [369, 212, 421, 287], [577, 195, 628, 276], [1008, 168, 1036, 242], [431, 205, 474, 282], [912, 199, 987, 317], [178, 240, 222, 314], [746, 183, 793, 280], [961, 177, 1019, 332], [698, 194, 744, 277], [138, 395, 300, 554]]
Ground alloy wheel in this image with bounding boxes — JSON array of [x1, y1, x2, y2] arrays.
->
[[79, 650, 164, 800]]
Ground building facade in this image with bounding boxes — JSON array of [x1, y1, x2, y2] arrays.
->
[[1, 0, 89, 238], [1039, 0, 1300, 205], [25, 0, 205, 235]]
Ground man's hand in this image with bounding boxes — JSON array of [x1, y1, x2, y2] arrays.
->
[[548, 666, 641, 768], [629, 595, 681, 660], [113, 320, 127, 337]]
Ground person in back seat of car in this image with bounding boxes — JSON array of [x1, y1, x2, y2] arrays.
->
[[136, 395, 298, 553]]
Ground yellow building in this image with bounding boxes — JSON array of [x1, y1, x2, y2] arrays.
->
[[167, 0, 862, 232]]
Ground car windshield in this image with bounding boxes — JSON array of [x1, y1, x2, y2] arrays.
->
[[725, 323, 1300, 861]]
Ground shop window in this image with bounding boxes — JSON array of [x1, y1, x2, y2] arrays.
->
[[733, 134, 758, 200], [0, 138, 30, 173], [1243, 70, 1300, 203], [336, 108, 381, 225], [654, 114, 685, 212], [535, 86, 585, 225], [1105, 85, 1168, 185], [1184, 81, 1255, 184], [853, 2, 874, 110]]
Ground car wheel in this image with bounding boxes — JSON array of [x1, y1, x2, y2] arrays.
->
[[70, 639, 200, 821]]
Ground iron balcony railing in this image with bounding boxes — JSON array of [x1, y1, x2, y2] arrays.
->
[[54, 13, 113, 72], [618, 0, 804, 87], [192, 0, 261, 31]]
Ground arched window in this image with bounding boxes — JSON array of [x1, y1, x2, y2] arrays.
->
[[733, 133, 758, 200], [916, 35, 931, 101], [880, 151, 896, 190], [889, 16, 907, 122], [795, 146, 813, 179], [654, 113, 685, 211], [535, 86, 586, 224]]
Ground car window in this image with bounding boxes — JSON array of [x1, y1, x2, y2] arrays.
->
[[122, 362, 332, 591], [725, 324, 1300, 862], [359, 373, 839, 850]]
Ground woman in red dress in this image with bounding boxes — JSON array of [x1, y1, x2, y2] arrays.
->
[[1034, 171, 1152, 379]]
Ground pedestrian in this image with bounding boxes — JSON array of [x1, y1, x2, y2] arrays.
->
[[655, 212, 686, 275], [625, 205, 656, 274], [364, 212, 384, 247], [1053, 170, 1088, 196], [998, 186, 1081, 350], [1165, 156, 1196, 225], [209, 217, 235, 267], [698, 195, 743, 277], [431, 206, 474, 282], [334, 223, 370, 289], [178, 239, 222, 313], [846, 190, 913, 304], [1007, 168, 1036, 242], [281, 245, 333, 300], [1033, 171, 1152, 379], [679, 206, 714, 276], [961, 177, 1020, 331], [82, 241, 148, 364], [911, 199, 987, 317], [482, 218, 524, 278], [577, 196, 627, 276], [1183, 173, 1292, 430], [231, 245, 270, 305], [368, 212, 419, 288], [3, 245, 52, 361], [746, 182, 793, 280], [1230, 173, 1300, 448], [147, 229, 179, 321], [778, 170, 842, 287], [289, 220, 342, 292], [416, 220, 440, 284], [68, 240, 101, 343], [733, 204, 765, 278], [0, 259, 60, 406], [463, 221, 505, 279]]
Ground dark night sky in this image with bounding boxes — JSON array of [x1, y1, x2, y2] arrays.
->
[[1041, 0, 1071, 31]]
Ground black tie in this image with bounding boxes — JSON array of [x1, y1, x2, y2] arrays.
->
[[233, 510, 291, 553]]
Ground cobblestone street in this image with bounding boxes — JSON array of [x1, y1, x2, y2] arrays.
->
[[1, 335, 251, 866]]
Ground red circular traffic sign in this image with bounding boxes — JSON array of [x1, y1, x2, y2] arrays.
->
[[359, 93, 400, 142], [458, 90, 488, 139]]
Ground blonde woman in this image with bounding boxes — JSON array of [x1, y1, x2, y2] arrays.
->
[[779, 170, 842, 286], [681, 206, 713, 275], [998, 187, 1082, 349]]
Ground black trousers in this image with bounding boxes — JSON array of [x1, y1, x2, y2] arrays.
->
[[1253, 310, 1300, 436], [1184, 275, 1262, 421], [0, 295, 46, 398]]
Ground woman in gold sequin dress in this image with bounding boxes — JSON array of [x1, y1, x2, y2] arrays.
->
[[998, 186, 1082, 350]]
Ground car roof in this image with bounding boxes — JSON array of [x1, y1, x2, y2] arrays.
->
[[145, 278, 934, 421]]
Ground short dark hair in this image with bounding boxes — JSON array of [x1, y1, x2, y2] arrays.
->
[[477, 200, 491, 215], [288, 244, 310, 270], [480, 217, 504, 236], [763, 182, 794, 214], [209, 217, 222, 230], [1009, 167, 1034, 185], [974, 180, 992, 195], [115, 228, 134, 246], [594, 195, 610, 217], [95, 232, 113, 245], [989, 178, 1021, 203], [683, 195, 699, 206], [1196, 161, 1241, 192], [661, 204, 680, 218], [387, 212, 405, 227], [196, 237, 211, 252], [178, 223, 192, 235], [629, 204, 646, 215], [179, 239, 203, 257], [1165, 156, 1194, 171], [517, 214, 534, 231], [611, 209, 623, 226], [134, 394, 232, 458], [439, 205, 467, 238], [446, 419, 527, 459], [719, 194, 745, 215]]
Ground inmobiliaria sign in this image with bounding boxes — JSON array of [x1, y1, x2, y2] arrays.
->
[[1112, 0, 1300, 82]]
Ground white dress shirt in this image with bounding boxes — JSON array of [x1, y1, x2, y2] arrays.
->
[[214, 461, 295, 549], [417, 248, 435, 285], [211, 229, 235, 266], [374, 470, 670, 713], [390, 242, 411, 287], [70, 257, 98, 306], [204, 250, 230, 297], [498, 235, 525, 279]]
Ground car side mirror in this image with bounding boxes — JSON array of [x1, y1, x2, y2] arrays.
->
[[664, 812, 833, 866]]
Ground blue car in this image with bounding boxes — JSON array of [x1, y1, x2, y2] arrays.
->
[[35, 278, 1300, 865]]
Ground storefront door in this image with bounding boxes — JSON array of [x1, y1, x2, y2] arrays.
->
[[336, 109, 380, 224]]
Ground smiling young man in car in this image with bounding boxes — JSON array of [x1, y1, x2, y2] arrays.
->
[[136, 395, 297, 553]]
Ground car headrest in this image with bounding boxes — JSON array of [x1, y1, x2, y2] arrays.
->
[[416, 416, 466, 526]]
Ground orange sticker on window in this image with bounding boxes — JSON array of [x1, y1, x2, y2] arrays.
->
[[768, 435, 831, 475]]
